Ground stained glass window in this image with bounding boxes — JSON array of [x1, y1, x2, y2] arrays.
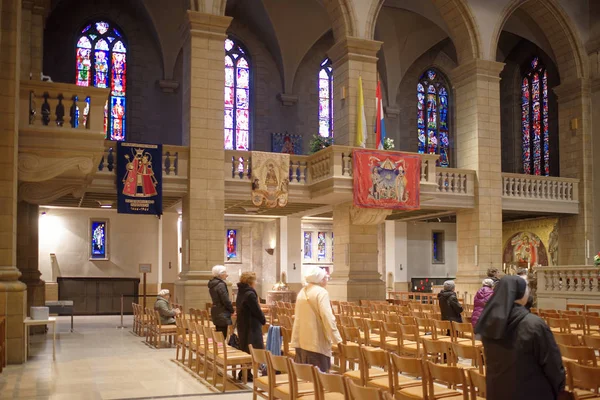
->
[[90, 220, 108, 260], [318, 58, 333, 137], [317, 232, 326, 261], [417, 69, 450, 167], [303, 232, 312, 260], [522, 57, 550, 176], [76, 21, 127, 141], [224, 38, 251, 151]]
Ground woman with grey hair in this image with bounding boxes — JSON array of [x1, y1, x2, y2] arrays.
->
[[437, 280, 463, 322], [208, 265, 234, 338], [154, 289, 180, 325], [472, 278, 495, 328]]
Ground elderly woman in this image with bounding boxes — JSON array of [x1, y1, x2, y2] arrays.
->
[[154, 289, 180, 325], [290, 266, 342, 372], [476, 276, 565, 400], [208, 265, 234, 338], [438, 280, 463, 323], [236, 271, 266, 354], [471, 278, 494, 328]]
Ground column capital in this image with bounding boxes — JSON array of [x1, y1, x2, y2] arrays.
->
[[327, 36, 382, 68], [554, 77, 592, 102], [450, 59, 505, 88], [180, 10, 232, 43]]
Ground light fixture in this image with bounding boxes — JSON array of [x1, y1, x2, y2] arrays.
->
[[97, 200, 113, 209], [265, 248, 275, 256]]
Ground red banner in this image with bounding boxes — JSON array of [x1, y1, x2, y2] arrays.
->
[[353, 149, 421, 210]]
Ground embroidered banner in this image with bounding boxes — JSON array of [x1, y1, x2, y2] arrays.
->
[[352, 149, 420, 210], [251, 151, 289, 208], [117, 142, 162, 215]]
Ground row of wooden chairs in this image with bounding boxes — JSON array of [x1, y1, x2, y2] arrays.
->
[[546, 315, 600, 336]]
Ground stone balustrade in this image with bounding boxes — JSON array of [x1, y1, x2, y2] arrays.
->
[[435, 169, 474, 195], [536, 266, 600, 309], [20, 80, 110, 133], [502, 173, 578, 201]]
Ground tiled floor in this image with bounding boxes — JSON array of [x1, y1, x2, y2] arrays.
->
[[0, 316, 252, 400]]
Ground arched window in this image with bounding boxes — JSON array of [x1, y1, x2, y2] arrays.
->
[[521, 57, 549, 176], [224, 38, 251, 151], [417, 69, 450, 167], [75, 20, 127, 141], [318, 58, 333, 138]]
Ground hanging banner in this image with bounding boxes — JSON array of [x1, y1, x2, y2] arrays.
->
[[117, 142, 162, 215], [251, 151, 289, 208], [353, 149, 420, 210]]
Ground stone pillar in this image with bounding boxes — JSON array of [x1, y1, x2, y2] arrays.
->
[[451, 60, 505, 295], [0, 0, 27, 364], [329, 202, 388, 302], [554, 78, 594, 265], [17, 202, 44, 324], [279, 217, 302, 289], [328, 37, 382, 148], [174, 11, 232, 309], [19, 0, 42, 80]]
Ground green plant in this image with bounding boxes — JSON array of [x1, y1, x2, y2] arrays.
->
[[309, 134, 333, 154], [383, 137, 395, 150], [595, 251, 600, 266]]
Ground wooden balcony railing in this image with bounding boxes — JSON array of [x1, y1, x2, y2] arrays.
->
[[20, 81, 110, 133]]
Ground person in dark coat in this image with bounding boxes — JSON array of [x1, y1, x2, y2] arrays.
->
[[208, 265, 234, 338], [236, 271, 266, 353], [475, 276, 565, 400], [438, 280, 463, 322]]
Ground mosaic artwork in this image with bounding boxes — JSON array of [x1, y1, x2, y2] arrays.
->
[[503, 231, 549, 266], [271, 132, 303, 155], [76, 21, 127, 141]]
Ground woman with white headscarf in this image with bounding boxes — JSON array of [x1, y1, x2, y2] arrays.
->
[[290, 266, 342, 372]]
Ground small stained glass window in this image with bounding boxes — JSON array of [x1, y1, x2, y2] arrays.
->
[[224, 38, 251, 151], [432, 231, 444, 264], [76, 20, 127, 141], [417, 69, 450, 167], [318, 58, 333, 138], [90, 220, 108, 260], [522, 57, 550, 176]]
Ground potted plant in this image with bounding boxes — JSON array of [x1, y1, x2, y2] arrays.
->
[[594, 251, 600, 266], [383, 137, 395, 150], [309, 134, 333, 154]]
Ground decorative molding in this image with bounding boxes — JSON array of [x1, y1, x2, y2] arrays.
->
[[277, 93, 299, 107], [157, 79, 180, 93], [450, 59, 505, 89], [384, 106, 400, 119], [328, 36, 382, 68], [18, 153, 94, 182], [186, 11, 232, 41], [350, 206, 392, 225], [18, 181, 84, 204]]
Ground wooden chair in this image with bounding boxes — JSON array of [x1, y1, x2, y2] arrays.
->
[[449, 342, 484, 373], [291, 361, 319, 399], [389, 353, 426, 398], [398, 324, 421, 357], [421, 339, 451, 365], [586, 316, 600, 336], [339, 343, 363, 384], [547, 318, 571, 334], [582, 335, 600, 352], [366, 319, 383, 347], [270, 354, 314, 400], [211, 329, 252, 391], [425, 361, 469, 400], [250, 345, 283, 400], [281, 326, 296, 359], [317, 369, 350, 400], [175, 317, 187, 362], [467, 368, 487, 400], [346, 377, 385, 400], [185, 320, 200, 369], [192, 322, 210, 376], [553, 332, 582, 347], [151, 310, 177, 348], [567, 315, 587, 335], [558, 344, 598, 367], [565, 361, 600, 399], [586, 305, 600, 315], [362, 347, 392, 392], [382, 322, 401, 352], [452, 322, 482, 347], [567, 303, 587, 313]]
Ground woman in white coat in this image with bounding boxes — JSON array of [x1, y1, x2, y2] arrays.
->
[[290, 266, 342, 372]]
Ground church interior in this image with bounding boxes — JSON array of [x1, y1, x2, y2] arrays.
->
[[1, 0, 600, 398]]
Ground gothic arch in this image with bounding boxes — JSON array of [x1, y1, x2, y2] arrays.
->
[[366, 0, 482, 63], [322, 0, 357, 41], [491, 0, 588, 81]]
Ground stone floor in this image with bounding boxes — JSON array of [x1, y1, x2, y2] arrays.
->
[[0, 316, 252, 400]]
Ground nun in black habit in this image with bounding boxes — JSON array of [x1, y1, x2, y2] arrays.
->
[[475, 276, 565, 400]]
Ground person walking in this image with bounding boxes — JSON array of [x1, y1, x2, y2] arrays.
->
[[208, 265, 234, 339], [438, 280, 463, 323], [290, 266, 342, 372], [154, 289, 180, 325], [475, 276, 565, 400], [471, 279, 494, 328]]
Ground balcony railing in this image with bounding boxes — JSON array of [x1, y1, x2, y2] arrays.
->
[[502, 173, 579, 213], [98, 141, 186, 177], [20, 80, 110, 133], [537, 266, 600, 294]]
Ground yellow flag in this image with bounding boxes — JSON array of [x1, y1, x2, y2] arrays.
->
[[356, 76, 367, 147]]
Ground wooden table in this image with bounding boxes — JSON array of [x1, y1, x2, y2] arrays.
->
[[23, 317, 56, 361]]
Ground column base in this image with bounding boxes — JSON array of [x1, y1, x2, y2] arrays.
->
[[0, 270, 27, 364], [327, 278, 385, 303]]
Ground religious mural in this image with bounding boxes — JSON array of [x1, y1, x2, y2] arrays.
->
[[353, 150, 420, 210], [251, 151, 289, 208], [503, 231, 549, 266], [272, 132, 303, 155]]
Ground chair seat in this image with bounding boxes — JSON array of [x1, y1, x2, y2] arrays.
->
[[274, 382, 315, 397], [366, 368, 388, 379], [367, 377, 391, 390], [256, 374, 290, 387], [343, 370, 362, 383], [215, 353, 252, 363], [574, 389, 600, 400], [397, 385, 461, 400], [158, 326, 177, 332], [395, 375, 423, 389], [322, 393, 345, 400]]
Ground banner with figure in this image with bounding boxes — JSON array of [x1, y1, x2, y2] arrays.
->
[[117, 142, 162, 215], [251, 151, 290, 208], [353, 149, 420, 210]]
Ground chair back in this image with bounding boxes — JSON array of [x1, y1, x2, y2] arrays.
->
[[452, 322, 476, 345], [566, 303, 586, 312], [450, 342, 484, 373], [399, 323, 420, 344], [269, 352, 292, 374], [342, 326, 363, 345], [583, 335, 600, 351], [292, 361, 319, 395], [558, 344, 598, 366], [346, 377, 384, 400], [547, 318, 570, 333], [432, 319, 452, 339], [553, 332, 581, 346], [318, 369, 349, 399], [565, 361, 600, 394], [421, 339, 451, 364], [586, 316, 600, 335], [467, 368, 487, 399], [425, 361, 468, 400]]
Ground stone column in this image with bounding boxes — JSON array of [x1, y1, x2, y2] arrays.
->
[[328, 37, 382, 148], [279, 217, 302, 291], [0, 0, 27, 364], [554, 78, 594, 265], [17, 202, 44, 324], [174, 11, 232, 309], [329, 202, 388, 302], [450, 60, 505, 295]]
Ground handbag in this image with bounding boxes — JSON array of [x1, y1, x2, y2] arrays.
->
[[228, 320, 240, 349]]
